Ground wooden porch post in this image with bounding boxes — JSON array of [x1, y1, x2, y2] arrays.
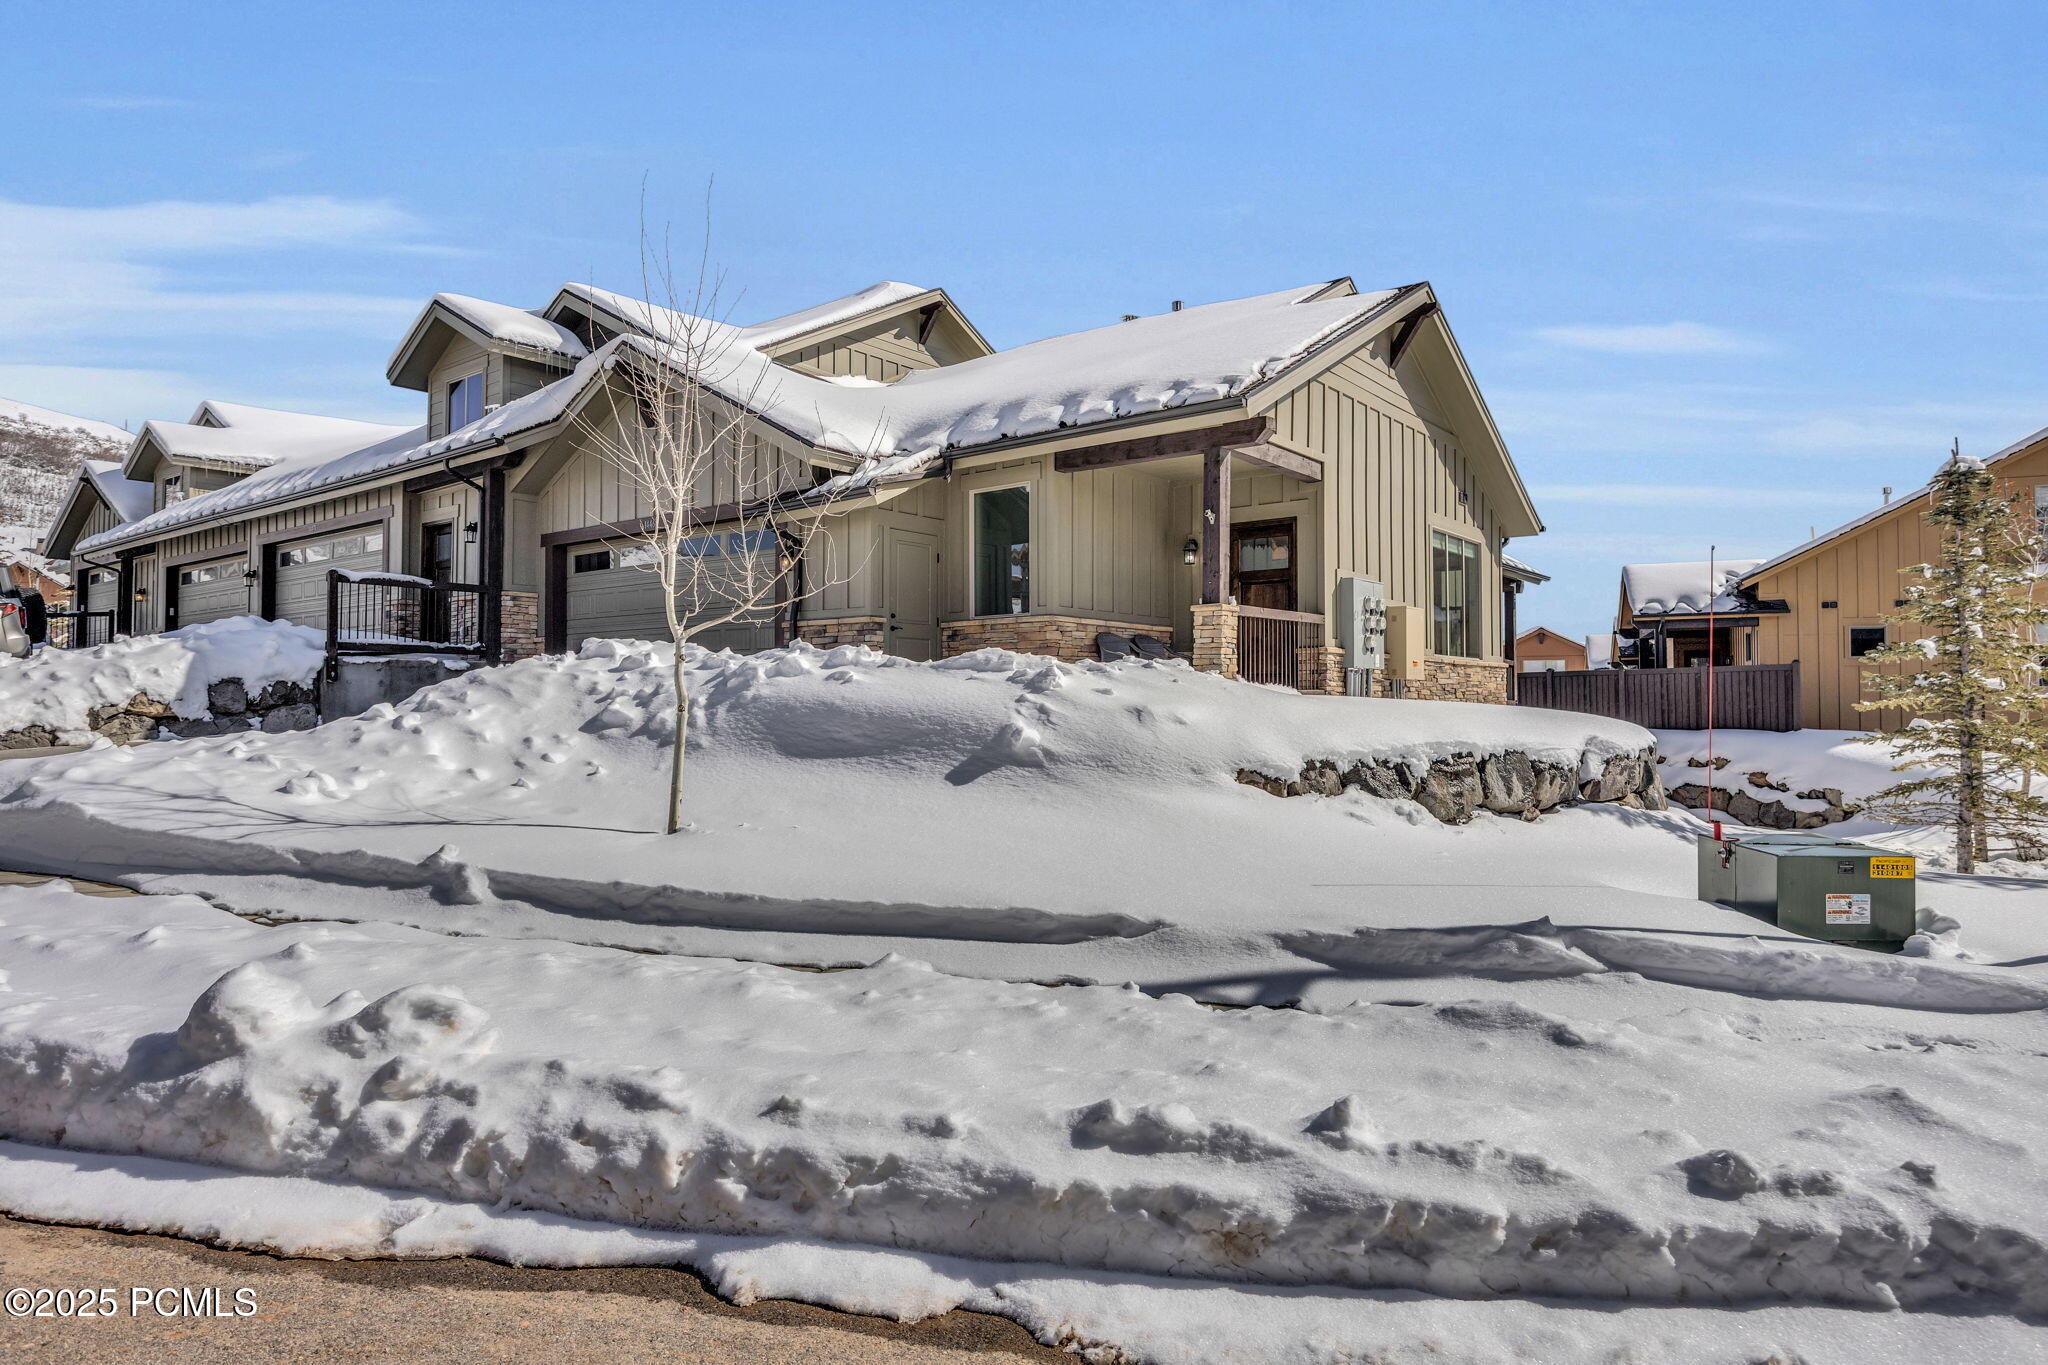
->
[[1201, 447, 1231, 604]]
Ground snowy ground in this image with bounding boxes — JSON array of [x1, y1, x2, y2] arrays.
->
[[2, 640, 2045, 1360], [6, 637, 2027, 1006]]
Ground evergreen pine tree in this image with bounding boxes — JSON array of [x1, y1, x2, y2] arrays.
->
[[1855, 444, 2048, 871]]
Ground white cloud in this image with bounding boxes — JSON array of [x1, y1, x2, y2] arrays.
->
[[1530, 483, 1872, 509], [1493, 383, 2042, 462], [1533, 322, 1772, 356], [0, 196, 428, 344]]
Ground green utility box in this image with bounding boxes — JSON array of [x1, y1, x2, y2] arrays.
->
[[1697, 832, 1917, 947]]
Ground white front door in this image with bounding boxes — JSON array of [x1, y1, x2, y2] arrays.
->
[[883, 527, 938, 660]]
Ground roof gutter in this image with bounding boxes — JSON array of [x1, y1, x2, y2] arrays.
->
[[80, 432, 520, 557]]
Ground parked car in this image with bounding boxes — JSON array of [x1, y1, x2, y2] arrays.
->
[[0, 588, 46, 658]]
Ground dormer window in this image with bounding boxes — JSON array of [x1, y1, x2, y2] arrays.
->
[[163, 473, 186, 504], [446, 372, 484, 432]]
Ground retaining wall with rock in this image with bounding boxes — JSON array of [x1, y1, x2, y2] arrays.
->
[[1661, 755, 1857, 829], [1236, 745, 1666, 824], [0, 678, 318, 749]]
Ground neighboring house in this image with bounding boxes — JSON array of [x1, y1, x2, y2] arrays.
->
[[3, 555, 68, 603], [1513, 626, 1587, 672], [43, 277, 1544, 700], [1737, 425, 2048, 730], [1613, 559, 1769, 670]]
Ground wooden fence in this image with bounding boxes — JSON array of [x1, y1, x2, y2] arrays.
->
[[1515, 663, 1801, 731]]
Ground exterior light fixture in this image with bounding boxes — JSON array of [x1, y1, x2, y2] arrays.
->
[[463, 520, 480, 546], [1182, 537, 1199, 565], [133, 587, 149, 600]]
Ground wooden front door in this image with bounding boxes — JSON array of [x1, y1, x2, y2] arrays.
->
[[1231, 519, 1296, 611]]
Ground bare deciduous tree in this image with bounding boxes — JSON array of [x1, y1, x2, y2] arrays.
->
[[572, 220, 870, 834]]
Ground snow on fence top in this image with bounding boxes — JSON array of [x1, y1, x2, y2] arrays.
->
[[1621, 558, 1762, 617], [0, 617, 324, 736], [82, 277, 1418, 552]]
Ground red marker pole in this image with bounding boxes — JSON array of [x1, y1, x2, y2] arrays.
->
[[1707, 546, 1722, 843]]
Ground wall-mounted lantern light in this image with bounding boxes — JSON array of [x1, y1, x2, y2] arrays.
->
[[463, 520, 480, 546], [133, 586, 149, 601], [242, 567, 260, 581], [1182, 537, 1200, 566]]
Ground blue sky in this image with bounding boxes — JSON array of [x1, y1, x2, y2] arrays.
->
[[5, 1, 2046, 639]]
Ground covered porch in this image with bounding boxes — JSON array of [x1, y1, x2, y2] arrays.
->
[[954, 415, 1333, 689]]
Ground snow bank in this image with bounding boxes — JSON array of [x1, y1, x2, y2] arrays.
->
[[1654, 728, 1925, 811], [0, 617, 323, 738], [5, 880, 2047, 1327], [4, 1142, 2036, 1365]]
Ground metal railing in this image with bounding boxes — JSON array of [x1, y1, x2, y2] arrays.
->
[[44, 609, 115, 650], [324, 570, 489, 678], [1235, 605, 1326, 690]]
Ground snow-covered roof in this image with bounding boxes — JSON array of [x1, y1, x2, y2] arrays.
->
[[1740, 422, 2048, 585], [85, 423, 431, 553], [425, 293, 589, 360], [742, 281, 939, 350], [570, 278, 1417, 487], [1620, 559, 1762, 617], [0, 397, 128, 444], [126, 405, 413, 478], [83, 278, 1434, 553], [1502, 552, 1548, 582], [83, 460, 154, 524]]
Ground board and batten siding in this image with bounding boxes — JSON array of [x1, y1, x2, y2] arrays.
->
[[534, 412, 812, 538], [144, 485, 401, 622], [1260, 340, 1506, 662], [805, 478, 948, 622], [425, 335, 488, 438], [937, 454, 1181, 629], [1748, 440, 2048, 730], [779, 315, 946, 383]]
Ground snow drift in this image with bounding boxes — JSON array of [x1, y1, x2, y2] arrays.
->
[[6, 880, 2047, 1324], [0, 616, 323, 743]]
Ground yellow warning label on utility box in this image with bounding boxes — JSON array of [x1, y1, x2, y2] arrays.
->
[[1870, 857, 1916, 879]]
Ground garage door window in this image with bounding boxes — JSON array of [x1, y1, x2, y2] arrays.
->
[[179, 562, 241, 586], [279, 530, 383, 567], [573, 550, 612, 573]]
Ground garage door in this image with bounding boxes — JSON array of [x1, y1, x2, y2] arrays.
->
[[272, 527, 386, 629], [562, 533, 780, 653], [174, 557, 248, 627]]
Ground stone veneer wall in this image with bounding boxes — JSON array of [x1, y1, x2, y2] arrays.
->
[[940, 614, 1169, 664], [500, 591, 543, 662], [794, 616, 889, 651], [1189, 604, 1238, 680], [1362, 657, 1510, 704]]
